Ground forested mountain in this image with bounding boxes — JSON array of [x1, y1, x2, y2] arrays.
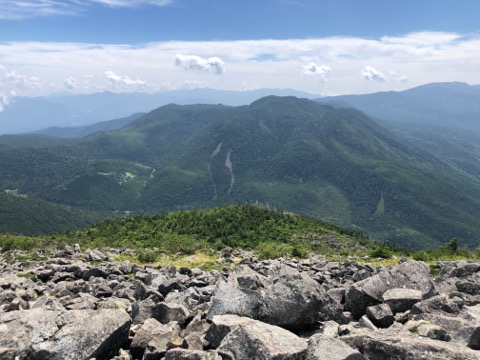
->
[[0, 192, 103, 235], [317, 82, 480, 183], [1, 95, 480, 249], [0, 88, 317, 135]]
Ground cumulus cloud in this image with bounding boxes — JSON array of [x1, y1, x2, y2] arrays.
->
[[0, 31, 479, 96], [175, 54, 225, 75], [390, 71, 408, 83], [0, 67, 44, 111], [63, 76, 78, 90], [361, 66, 387, 83], [0, 90, 18, 112], [5, 70, 41, 89], [302, 62, 332, 78], [104, 70, 148, 91]]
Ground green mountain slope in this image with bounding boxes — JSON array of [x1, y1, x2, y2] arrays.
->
[[56, 204, 376, 256], [0, 133, 73, 148], [141, 96, 480, 249], [0, 193, 103, 235], [34, 113, 145, 139], [1, 96, 480, 249]]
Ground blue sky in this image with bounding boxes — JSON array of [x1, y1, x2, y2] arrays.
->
[[2, 0, 480, 42], [1, 0, 480, 109]]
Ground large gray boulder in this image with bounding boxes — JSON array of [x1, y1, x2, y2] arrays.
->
[[131, 318, 184, 359], [260, 271, 326, 329], [216, 317, 308, 360], [207, 266, 326, 330], [305, 334, 366, 360], [366, 304, 394, 329], [410, 304, 480, 350], [345, 260, 436, 319], [205, 314, 257, 348], [382, 288, 422, 314], [207, 267, 267, 320], [0, 308, 131, 360]]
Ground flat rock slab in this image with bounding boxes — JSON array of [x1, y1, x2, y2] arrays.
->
[[305, 334, 366, 360], [216, 316, 307, 360], [383, 288, 422, 314], [363, 333, 480, 360]]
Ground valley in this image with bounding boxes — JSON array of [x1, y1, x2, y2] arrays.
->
[[1, 85, 480, 250]]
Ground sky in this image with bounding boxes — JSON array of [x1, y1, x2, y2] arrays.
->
[[1, 0, 480, 110]]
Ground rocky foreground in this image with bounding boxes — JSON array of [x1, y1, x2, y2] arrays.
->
[[0, 247, 479, 360]]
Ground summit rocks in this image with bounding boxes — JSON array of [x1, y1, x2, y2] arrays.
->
[[0, 248, 479, 359]]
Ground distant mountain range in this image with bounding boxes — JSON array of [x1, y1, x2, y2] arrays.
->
[[35, 113, 145, 139], [1, 91, 480, 250], [317, 82, 480, 180], [317, 82, 480, 132], [0, 88, 317, 135]]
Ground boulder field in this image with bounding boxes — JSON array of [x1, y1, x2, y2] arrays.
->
[[0, 247, 479, 359]]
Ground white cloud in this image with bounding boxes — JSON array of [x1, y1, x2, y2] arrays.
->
[[0, 67, 44, 111], [0, 0, 172, 19], [104, 70, 148, 91], [361, 66, 387, 83], [0, 0, 80, 19], [0, 31, 480, 100], [390, 71, 408, 83], [63, 76, 78, 90], [302, 62, 332, 78], [175, 54, 225, 75], [5, 70, 41, 89], [87, 0, 171, 7], [0, 90, 18, 112]]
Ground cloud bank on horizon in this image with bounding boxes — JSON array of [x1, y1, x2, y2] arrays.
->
[[0, 0, 479, 111], [1, 31, 479, 106]]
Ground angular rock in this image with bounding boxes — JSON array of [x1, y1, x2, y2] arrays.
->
[[205, 314, 256, 348], [260, 271, 326, 329], [131, 295, 164, 324], [217, 318, 308, 360], [358, 315, 378, 331], [383, 288, 422, 314], [345, 260, 436, 319], [207, 267, 267, 320], [31, 296, 65, 311], [457, 279, 480, 296], [130, 318, 183, 359], [318, 320, 340, 338], [410, 294, 460, 315], [305, 334, 366, 360], [411, 305, 480, 350], [88, 249, 108, 261], [416, 322, 451, 341], [0, 308, 131, 360], [366, 304, 394, 328], [158, 301, 191, 326]]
